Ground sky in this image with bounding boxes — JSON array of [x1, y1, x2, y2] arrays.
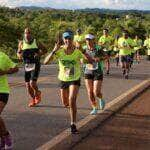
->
[[0, 0, 150, 10]]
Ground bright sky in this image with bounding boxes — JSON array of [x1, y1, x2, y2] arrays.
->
[[0, 0, 150, 10]]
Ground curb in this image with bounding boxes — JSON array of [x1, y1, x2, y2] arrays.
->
[[37, 79, 150, 150]]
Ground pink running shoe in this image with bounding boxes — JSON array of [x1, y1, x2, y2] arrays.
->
[[4, 133, 13, 150], [0, 137, 5, 150]]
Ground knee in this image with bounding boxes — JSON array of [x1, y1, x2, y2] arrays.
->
[[25, 82, 30, 89], [30, 81, 36, 88]]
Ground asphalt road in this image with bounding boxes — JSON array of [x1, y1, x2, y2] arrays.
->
[[73, 88, 150, 150], [3, 59, 150, 149]]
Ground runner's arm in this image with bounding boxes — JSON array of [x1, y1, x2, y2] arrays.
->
[[0, 67, 18, 76], [43, 42, 60, 65], [79, 47, 93, 63], [97, 48, 108, 61], [17, 41, 23, 60]]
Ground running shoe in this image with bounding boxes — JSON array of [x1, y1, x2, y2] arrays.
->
[[106, 70, 109, 75], [99, 99, 105, 110], [133, 60, 137, 64], [28, 99, 36, 107], [4, 133, 13, 150], [35, 91, 41, 104], [125, 74, 129, 79], [0, 137, 5, 150], [90, 108, 98, 115], [70, 124, 78, 134]]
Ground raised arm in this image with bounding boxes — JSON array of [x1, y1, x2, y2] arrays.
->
[[43, 42, 61, 65], [17, 40, 23, 60], [0, 67, 18, 76]]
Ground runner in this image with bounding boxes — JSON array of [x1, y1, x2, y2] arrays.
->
[[118, 30, 133, 79], [17, 28, 47, 107], [129, 36, 136, 68], [74, 29, 85, 49], [0, 51, 18, 149], [113, 35, 120, 67], [133, 35, 143, 64], [144, 35, 150, 61], [83, 34, 106, 115], [98, 29, 113, 75], [44, 31, 92, 134]]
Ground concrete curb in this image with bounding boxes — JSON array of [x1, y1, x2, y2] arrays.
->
[[37, 79, 150, 150]]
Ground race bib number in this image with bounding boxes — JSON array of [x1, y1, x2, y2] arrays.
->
[[25, 63, 35, 72], [122, 41, 128, 47], [64, 67, 75, 78], [86, 63, 98, 70], [103, 48, 108, 52]]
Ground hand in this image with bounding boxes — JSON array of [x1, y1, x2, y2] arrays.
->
[[43, 42, 61, 65], [93, 57, 100, 62], [53, 41, 61, 52], [83, 53, 93, 63]]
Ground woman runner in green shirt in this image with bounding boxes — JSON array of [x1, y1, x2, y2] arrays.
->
[[44, 31, 92, 134], [133, 35, 143, 64], [83, 34, 106, 115]]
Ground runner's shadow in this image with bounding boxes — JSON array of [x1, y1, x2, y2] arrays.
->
[[39, 83, 58, 88], [35, 105, 92, 110], [34, 105, 65, 109]]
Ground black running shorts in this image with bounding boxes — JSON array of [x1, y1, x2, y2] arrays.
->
[[0, 93, 9, 104]]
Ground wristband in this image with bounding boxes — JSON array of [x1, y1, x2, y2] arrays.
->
[[17, 51, 22, 54]]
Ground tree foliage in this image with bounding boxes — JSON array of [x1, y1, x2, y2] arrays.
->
[[0, 7, 149, 57]]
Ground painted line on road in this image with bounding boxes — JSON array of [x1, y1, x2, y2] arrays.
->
[[37, 78, 150, 150]]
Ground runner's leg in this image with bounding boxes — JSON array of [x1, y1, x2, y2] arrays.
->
[[60, 88, 69, 107]]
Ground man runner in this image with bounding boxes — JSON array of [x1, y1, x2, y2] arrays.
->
[[17, 28, 47, 107]]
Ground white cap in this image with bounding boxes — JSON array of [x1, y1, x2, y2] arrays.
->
[[85, 34, 95, 40]]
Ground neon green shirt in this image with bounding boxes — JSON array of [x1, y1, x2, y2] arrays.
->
[[129, 38, 136, 53], [98, 35, 113, 51], [54, 48, 84, 81], [134, 39, 142, 51], [0, 52, 16, 93], [144, 38, 150, 55], [144, 38, 150, 48], [74, 34, 85, 48], [118, 37, 133, 55], [113, 39, 119, 52], [144, 39, 149, 47]]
